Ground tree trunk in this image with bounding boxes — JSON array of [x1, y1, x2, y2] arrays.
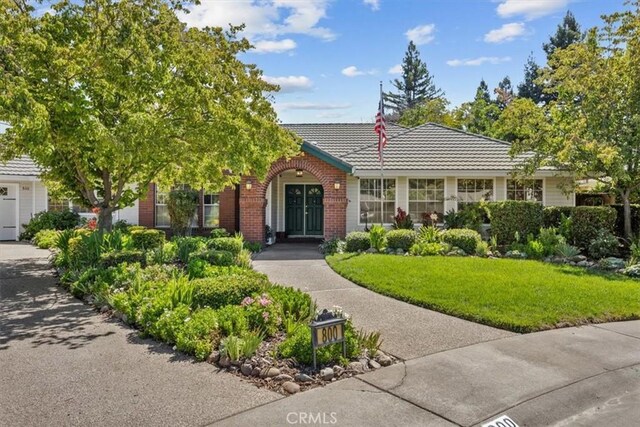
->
[[98, 207, 114, 232], [622, 189, 632, 240]]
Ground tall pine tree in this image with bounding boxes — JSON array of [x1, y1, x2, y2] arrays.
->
[[543, 11, 584, 61], [385, 41, 443, 114], [476, 79, 491, 104], [517, 54, 544, 104], [494, 76, 514, 110]]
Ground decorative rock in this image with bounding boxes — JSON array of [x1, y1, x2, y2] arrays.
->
[[347, 362, 365, 373], [251, 367, 261, 377], [320, 367, 334, 381], [283, 381, 301, 394], [218, 356, 231, 368], [295, 373, 314, 383], [366, 248, 378, 254], [100, 305, 109, 313], [368, 360, 381, 370], [274, 374, 293, 382], [376, 354, 392, 367], [395, 248, 404, 255], [576, 260, 590, 268], [570, 255, 587, 263], [240, 363, 253, 376], [358, 358, 370, 370], [332, 365, 345, 377], [260, 367, 280, 378], [207, 351, 221, 364], [599, 257, 626, 270]]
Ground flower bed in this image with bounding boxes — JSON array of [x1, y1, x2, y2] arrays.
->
[[42, 225, 392, 395]]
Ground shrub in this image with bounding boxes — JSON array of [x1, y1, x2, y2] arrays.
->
[[410, 242, 448, 256], [542, 206, 575, 228], [130, 229, 165, 250], [151, 304, 191, 344], [392, 207, 414, 229], [174, 236, 207, 264], [216, 305, 249, 336], [208, 228, 230, 238], [475, 241, 490, 257], [167, 188, 199, 237], [189, 249, 234, 266], [485, 201, 543, 245], [417, 225, 441, 244], [175, 308, 219, 361], [345, 231, 370, 252], [555, 242, 581, 258], [241, 293, 281, 336], [571, 206, 616, 250], [32, 229, 60, 249], [20, 209, 82, 240], [268, 285, 315, 323], [386, 229, 418, 251], [440, 228, 482, 255], [207, 236, 243, 256], [524, 240, 545, 260], [610, 204, 640, 238], [278, 321, 359, 365], [99, 250, 146, 268], [369, 225, 387, 251], [146, 242, 177, 265], [588, 229, 619, 259], [319, 237, 346, 255], [192, 271, 270, 309], [538, 227, 564, 257]]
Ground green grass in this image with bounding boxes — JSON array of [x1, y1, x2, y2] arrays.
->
[[326, 254, 640, 333]]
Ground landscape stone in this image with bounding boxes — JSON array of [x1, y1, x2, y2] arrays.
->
[[376, 354, 392, 366], [273, 374, 293, 382], [369, 360, 381, 369], [207, 351, 221, 364], [259, 367, 280, 378], [240, 363, 253, 376], [332, 365, 345, 377], [100, 305, 109, 313], [576, 260, 590, 267], [320, 367, 334, 381], [251, 367, 261, 377], [366, 248, 378, 254], [347, 361, 365, 373], [218, 356, 231, 368], [282, 381, 300, 394], [294, 373, 313, 383]]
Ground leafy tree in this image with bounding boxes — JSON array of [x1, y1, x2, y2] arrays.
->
[[385, 41, 444, 114], [453, 80, 500, 136], [517, 54, 544, 104], [476, 79, 492, 104], [543, 10, 585, 61], [167, 187, 199, 237], [505, 3, 640, 238], [0, 0, 299, 230], [494, 76, 514, 110], [491, 98, 549, 143], [398, 98, 459, 128]]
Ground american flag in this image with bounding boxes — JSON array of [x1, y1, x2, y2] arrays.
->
[[374, 100, 387, 159]]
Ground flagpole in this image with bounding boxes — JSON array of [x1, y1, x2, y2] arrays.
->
[[379, 81, 384, 226]]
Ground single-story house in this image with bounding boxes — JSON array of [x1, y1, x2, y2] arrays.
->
[[0, 123, 575, 242]]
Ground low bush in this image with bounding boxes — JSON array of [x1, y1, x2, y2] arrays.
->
[[319, 237, 346, 255], [588, 229, 619, 259], [207, 237, 243, 256], [268, 285, 315, 323], [386, 229, 417, 251], [440, 228, 482, 255], [345, 231, 370, 252], [130, 229, 165, 250], [174, 236, 207, 264], [216, 304, 249, 336], [524, 239, 545, 260], [542, 206, 575, 228], [278, 321, 359, 365], [241, 293, 281, 336], [537, 227, 565, 257], [151, 304, 191, 344], [32, 229, 60, 249], [369, 225, 386, 251], [175, 308, 219, 361], [192, 271, 270, 309], [485, 201, 543, 245], [208, 228, 229, 239], [189, 249, 235, 267], [99, 250, 146, 268], [410, 242, 448, 256], [475, 241, 490, 257], [146, 242, 177, 265], [571, 206, 616, 250], [20, 209, 82, 240]]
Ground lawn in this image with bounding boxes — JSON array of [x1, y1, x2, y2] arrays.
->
[[326, 254, 640, 332]]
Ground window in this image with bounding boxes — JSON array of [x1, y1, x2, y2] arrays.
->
[[359, 178, 396, 224], [48, 197, 69, 212], [203, 192, 220, 228], [457, 179, 494, 210], [408, 179, 445, 222], [507, 179, 543, 203], [155, 187, 170, 227], [0, 187, 7, 196]]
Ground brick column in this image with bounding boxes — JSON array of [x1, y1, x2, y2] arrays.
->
[[324, 196, 348, 239], [239, 176, 267, 243]]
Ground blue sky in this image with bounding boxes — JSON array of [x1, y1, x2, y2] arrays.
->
[[181, 0, 624, 124]]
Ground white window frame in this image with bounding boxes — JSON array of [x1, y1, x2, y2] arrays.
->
[[357, 177, 397, 226], [406, 178, 447, 223], [505, 178, 545, 205], [154, 186, 170, 228], [202, 191, 220, 228], [455, 178, 496, 211]]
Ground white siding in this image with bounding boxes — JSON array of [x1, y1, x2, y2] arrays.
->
[[346, 175, 360, 233], [115, 200, 139, 225], [34, 181, 47, 213], [444, 177, 456, 213], [495, 177, 506, 201], [18, 182, 33, 232], [545, 176, 574, 207]]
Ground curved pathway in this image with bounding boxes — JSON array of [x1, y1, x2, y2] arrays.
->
[[253, 243, 514, 360]]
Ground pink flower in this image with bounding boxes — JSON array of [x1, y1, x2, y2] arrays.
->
[[241, 297, 254, 307], [259, 295, 271, 306], [262, 311, 270, 321]]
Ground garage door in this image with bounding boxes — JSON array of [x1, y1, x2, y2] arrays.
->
[[0, 184, 18, 241]]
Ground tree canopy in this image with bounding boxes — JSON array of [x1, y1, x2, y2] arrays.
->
[[397, 98, 459, 128], [385, 41, 443, 114], [0, 0, 299, 229], [543, 10, 584, 61]]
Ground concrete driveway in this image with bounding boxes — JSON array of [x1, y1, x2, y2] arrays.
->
[[0, 243, 280, 427]]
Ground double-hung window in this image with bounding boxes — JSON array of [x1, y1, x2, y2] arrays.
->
[[203, 192, 220, 228], [457, 179, 494, 210], [359, 178, 396, 224], [408, 179, 445, 222], [155, 187, 170, 227], [507, 179, 543, 203]]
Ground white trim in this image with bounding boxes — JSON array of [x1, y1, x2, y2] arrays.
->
[[0, 183, 20, 241], [455, 177, 496, 211], [354, 170, 567, 178], [357, 177, 398, 226], [31, 182, 36, 219], [504, 178, 545, 205], [405, 177, 447, 221], [0, 175, 38, 182]]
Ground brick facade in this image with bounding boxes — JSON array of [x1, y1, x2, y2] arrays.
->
[[239, 153, 348, 243]]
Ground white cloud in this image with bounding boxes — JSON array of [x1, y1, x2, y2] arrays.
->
[[484, 22, 527, 43], [446, 56, 512, 67], [341, 65, 376, 77], [253, 38, 297, 54], [496, 0, 570, 20], [405, 24, 436, 45], [363, 0, 380, 11], [179, 0, 336, 42], [262, 75, 313, 93], [278, 102, 351, 110], [388, 64, 403, 74]]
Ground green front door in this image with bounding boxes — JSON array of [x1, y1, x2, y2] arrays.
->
[[285, 184, 324, 236], [305, 185, 324, 235]]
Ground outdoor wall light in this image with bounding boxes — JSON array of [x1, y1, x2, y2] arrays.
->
[[334, 179, 341, 190], [295, 169, 304, 177], [245, 179, 252, 190]]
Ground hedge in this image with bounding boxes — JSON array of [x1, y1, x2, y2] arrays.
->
[[189, 249, 235, 266], [485, 201, 543, 245], [345, 231, 371, 252], [542, 206, 575, 228], [99, 250, 146, 268], [386, 229, 418, 251], [20, 210, 82, 240], [192, 271, 270, 309], [207, 237, 243, 256], [440, 228, 482, 255], [130, 229, 165, 250], [610, 204, 640, 237], [571, 206, 616, 250]]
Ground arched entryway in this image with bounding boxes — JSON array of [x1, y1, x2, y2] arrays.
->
[[239, 154, 348, 243]]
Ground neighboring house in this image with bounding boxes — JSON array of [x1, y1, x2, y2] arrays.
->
[[1, 123, 575, 242]]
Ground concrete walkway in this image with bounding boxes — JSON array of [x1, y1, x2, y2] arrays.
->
[[253, 243, 514, 360], [0, 243, 280, 427]]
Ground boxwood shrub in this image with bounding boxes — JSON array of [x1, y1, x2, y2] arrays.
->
[[99, 249, 146, 268], [130, 229, 165, 250], [440, 228, 482, 255], [207, 237, 243, 256], [192, 271, 270, 309], [386, 229, 418, 251], [345, 231, 371, 252], [189, 249, 235, 266], [485, 201, 543, 245], [571, 206, 616, 250], [20, 209, 82, 240]]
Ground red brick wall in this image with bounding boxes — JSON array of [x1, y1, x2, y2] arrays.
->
[[138, 183, 155, 228], [239, 153, 348, 243]]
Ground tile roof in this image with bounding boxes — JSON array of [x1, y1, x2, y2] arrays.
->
[[0, 156, 40, 177], [284, 122, 535, 171]]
